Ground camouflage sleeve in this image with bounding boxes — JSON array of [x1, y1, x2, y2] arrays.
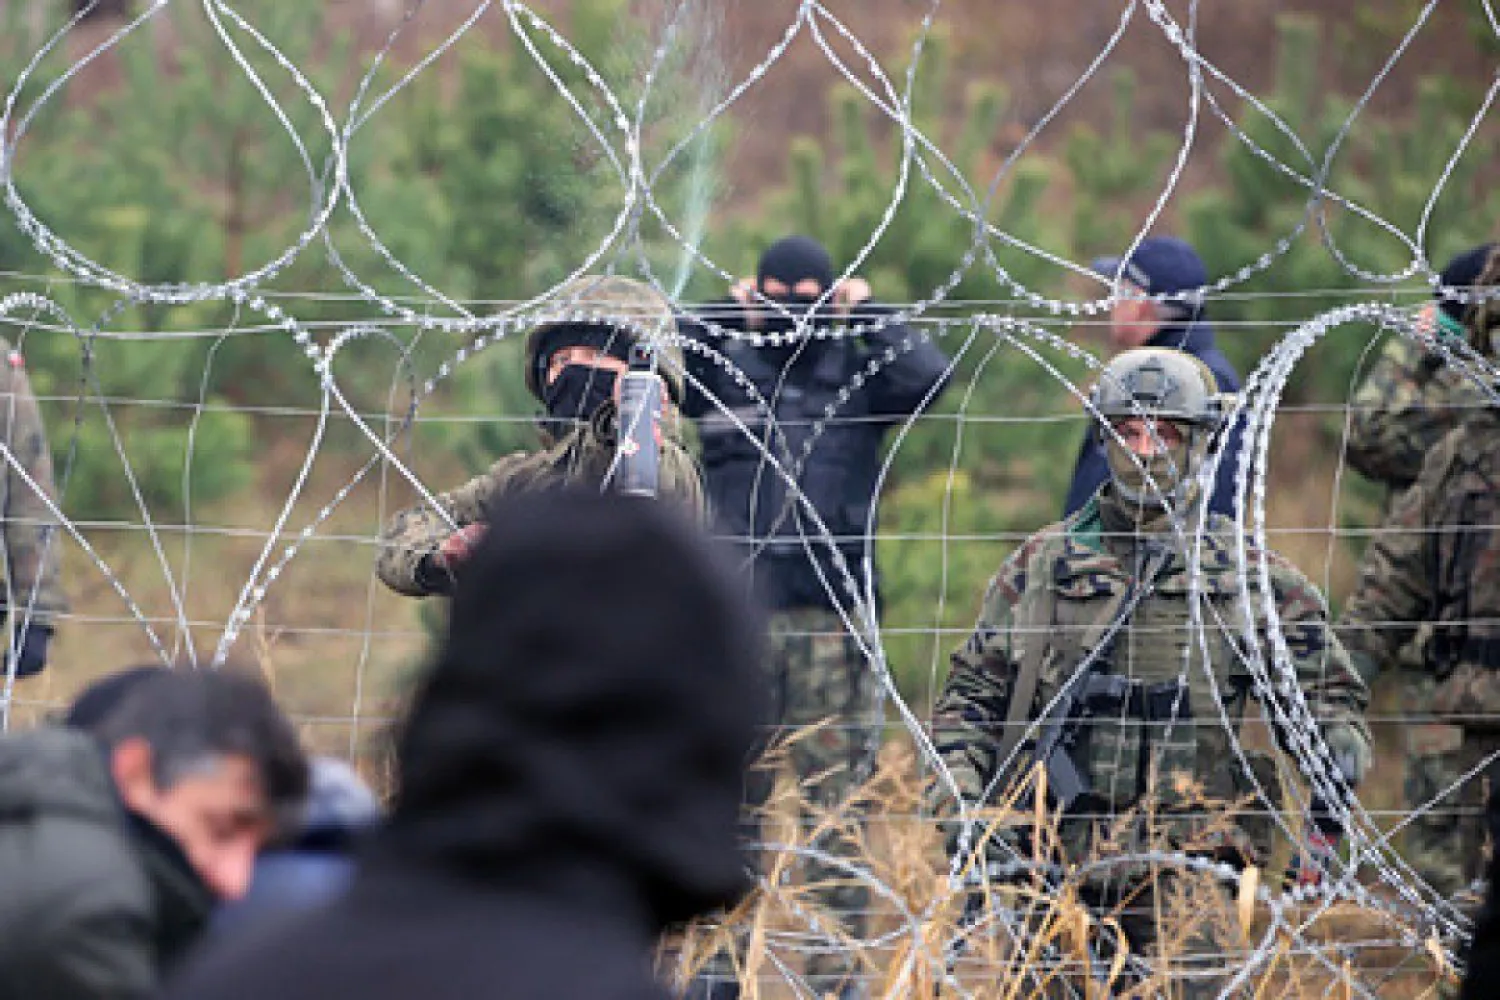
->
[[1266, 554, 1371, 759], [930, 539, 1043, 808], [1346, 329, 1480, 491], [658, 436, 708, 524], [582, 401, 708, 522], [374, 453, 531, 597], [1336, 438, 1450, 678], [0, 350, 68, 627]]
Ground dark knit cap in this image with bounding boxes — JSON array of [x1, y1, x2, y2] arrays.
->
[[1437, 243, 1499, 323], [1091, 236, 1209, 322]]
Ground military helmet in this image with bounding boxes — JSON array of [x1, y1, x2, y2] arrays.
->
[[1089, 347, 1227, 434], [1091, 347, 1231, 512], [524, 275, 686, 404]]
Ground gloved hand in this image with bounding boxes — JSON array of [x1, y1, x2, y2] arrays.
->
[[5, 624, 51, 679], [1323, 723, 1372, 787], [1285, 825, 1339, 889], [436, 523, 487, 569], [414, 523, 488, 596]]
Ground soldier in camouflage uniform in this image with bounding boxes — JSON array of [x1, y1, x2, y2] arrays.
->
[[1347, 244, 1496, 503], [0, 335, 67, 678], [1342, 243, 1494, 899], [1338, 245, 1500, 901], [933, 348, 1370, 996], [376, 276, 705, 598]]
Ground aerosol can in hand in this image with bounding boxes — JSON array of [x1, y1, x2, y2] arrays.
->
[[615, 342, 661, 497]]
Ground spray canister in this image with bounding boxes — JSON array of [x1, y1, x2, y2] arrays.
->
[[615, 342, 661, 497]]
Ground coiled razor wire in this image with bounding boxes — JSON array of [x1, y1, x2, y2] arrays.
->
[[1, 0, 1498, 995]]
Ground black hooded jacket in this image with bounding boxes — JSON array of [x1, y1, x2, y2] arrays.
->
[[682, 300, 951, 611], [164, 491, 767, 1000]]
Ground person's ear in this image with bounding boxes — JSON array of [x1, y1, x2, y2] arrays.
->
[[110, 736, 159, 814]]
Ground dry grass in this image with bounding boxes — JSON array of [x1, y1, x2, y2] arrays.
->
[[665, 740, 1452, 999], [0, 408, 1451, 995]]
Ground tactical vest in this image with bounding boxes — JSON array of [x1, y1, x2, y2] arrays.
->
[[1431, 424, 1500, 671], [1017, 524, 1279, 861], [1425, 420, 1500, 724], [696, 338, 881, 610]]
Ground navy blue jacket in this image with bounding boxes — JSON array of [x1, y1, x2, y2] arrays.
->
[[1062, 320, 1246, 520], [211, 847, 357, 936], [682, 302, 950, 612]]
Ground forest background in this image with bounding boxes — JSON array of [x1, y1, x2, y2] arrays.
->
[[0, 0, 1496, 757]]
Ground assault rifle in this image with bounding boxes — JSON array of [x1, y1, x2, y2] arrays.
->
[[1028, 543, 1172, 811]]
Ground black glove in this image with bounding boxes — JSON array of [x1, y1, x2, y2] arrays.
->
[[1285, 794, 1344, 889], [6, 624, 51, 678]]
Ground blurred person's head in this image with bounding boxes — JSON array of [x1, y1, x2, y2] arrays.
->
[[87, 668, 309, 902], [386, 489, 767, 930], [1091, 236, 1208, 351], [755, 235, 839, 346]]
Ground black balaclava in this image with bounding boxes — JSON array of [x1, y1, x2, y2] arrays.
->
[[533, 323, 633, 440], [541, 364, 618, 440], [757, 235, 835, 294], [755, 235, 837, 353]]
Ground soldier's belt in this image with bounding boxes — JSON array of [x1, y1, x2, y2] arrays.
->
[[1079, 675, 1191, 721]]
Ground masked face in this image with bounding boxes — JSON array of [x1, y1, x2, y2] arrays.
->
[[760, 292, 826, 336], [1102, 416, 1201, 512], [542, 363, 619, 439]]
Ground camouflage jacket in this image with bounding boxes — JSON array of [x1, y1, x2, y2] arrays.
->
[[376, 403, 706, 597], [932, 493, 1369, 863], [1346, 311, 1489, 495], [1338, 409, 1500, 723], [0, 339, 67, 628]]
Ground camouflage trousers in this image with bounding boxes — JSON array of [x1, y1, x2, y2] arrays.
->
[[1090, 872, 1244, 999], [696, 606, 882, 997], [1401, 673, 1498, 899], [766, 606, 882, 991], [954, 868, 1244, 998]]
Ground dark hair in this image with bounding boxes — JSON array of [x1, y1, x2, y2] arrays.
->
[[62, 665, 169, 730], [91, 667, 309, 820]]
